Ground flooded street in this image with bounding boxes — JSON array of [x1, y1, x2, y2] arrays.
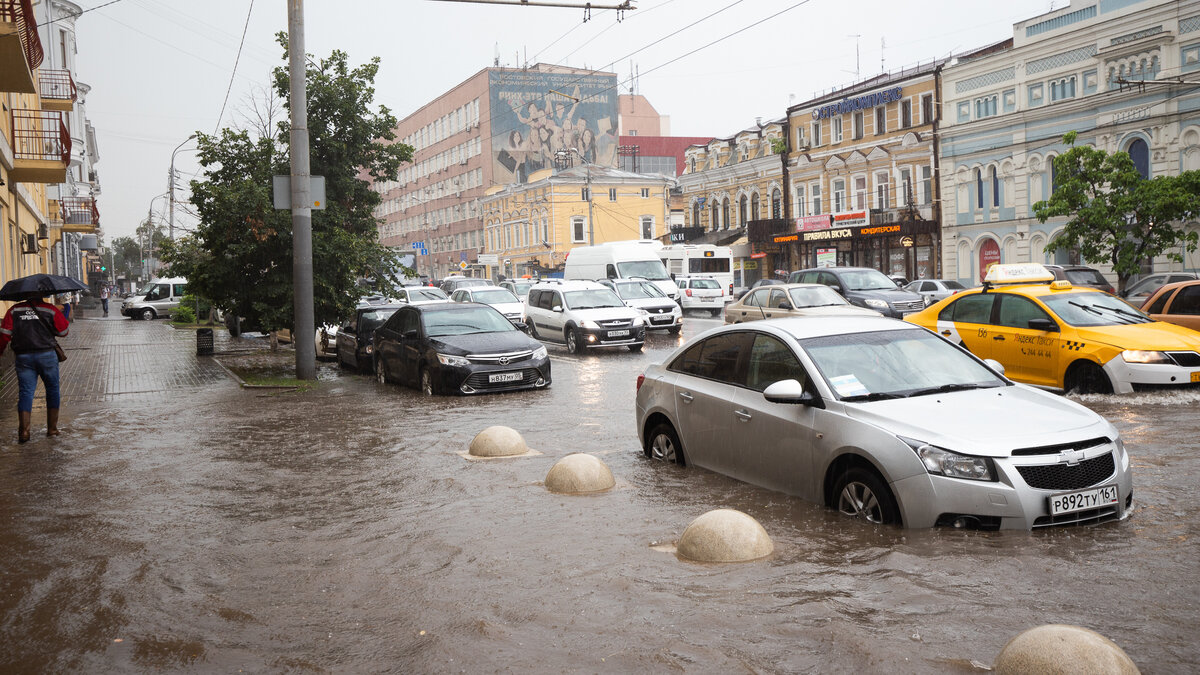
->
[[2, 315, 1198, 673]]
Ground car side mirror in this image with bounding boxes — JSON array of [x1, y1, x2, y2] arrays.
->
[[763, 379, 820, 406], [831, 285, 844, 295], [778, 302, 793, 310], [552, 305, 563, 312], [1027, 318, 1058, 332], [984, 358, 1006, 376]]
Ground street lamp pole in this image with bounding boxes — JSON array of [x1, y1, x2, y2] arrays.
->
[[559, 147, 594, 245], [168, 133, 197, 242]]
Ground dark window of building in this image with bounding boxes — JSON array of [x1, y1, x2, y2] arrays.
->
[[1127, 138, 1150, 179]]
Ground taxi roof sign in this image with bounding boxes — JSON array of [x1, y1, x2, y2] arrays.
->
[[983, 263, 1055, 285]]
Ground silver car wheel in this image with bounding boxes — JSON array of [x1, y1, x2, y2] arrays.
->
[[651, 433, 677, 462], [838, 482, 884, 523]]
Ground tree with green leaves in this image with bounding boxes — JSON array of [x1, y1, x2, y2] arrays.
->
[[1034, 131, 1200, 295], [163, 33, 412, 336]]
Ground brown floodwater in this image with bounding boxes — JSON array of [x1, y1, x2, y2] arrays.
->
[[1, 321, 1198, 673]]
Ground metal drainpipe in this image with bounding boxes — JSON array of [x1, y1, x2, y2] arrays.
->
[[932, 64, 945, 280]]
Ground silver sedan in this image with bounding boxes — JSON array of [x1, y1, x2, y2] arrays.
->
[[634, 317, 1133, 530]]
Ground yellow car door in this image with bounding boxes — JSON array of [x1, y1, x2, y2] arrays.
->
[[989, 293, 1060, 387], [933, 292, 997, 361]]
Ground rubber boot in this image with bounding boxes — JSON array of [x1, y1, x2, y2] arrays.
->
[[18, 411, 32, 444], [47, 408, 60, 437]]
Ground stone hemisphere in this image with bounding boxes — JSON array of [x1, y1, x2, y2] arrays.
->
[[544, 453, 615, 494], [676, 509, 774, 563], [468, 426, 528, 457], [995, 624, 1140, 675]]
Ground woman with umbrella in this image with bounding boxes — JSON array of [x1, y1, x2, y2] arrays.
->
[[0, 274, 80, 443]]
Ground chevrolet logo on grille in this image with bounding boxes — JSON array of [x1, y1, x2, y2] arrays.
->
[[1059, 449, 1084, 466], [498, 356, 510, 365]]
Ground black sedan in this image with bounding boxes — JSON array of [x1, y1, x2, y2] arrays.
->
[[336, 304, 401, 371], [373, 302, 551, 395]]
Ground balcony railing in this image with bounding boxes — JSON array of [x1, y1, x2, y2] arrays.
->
[[61, 196, 100, 229], [39, 69, 77, 110], [9, 110, 70, 183], [0, 0, 43, 69]]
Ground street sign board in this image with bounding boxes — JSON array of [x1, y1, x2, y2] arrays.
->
[[271, 175, 326, 210], [477, 254, 498, 265], [459, 261, 469, 270], [411, 241, 426, 249], [419, 248, 428, 256]]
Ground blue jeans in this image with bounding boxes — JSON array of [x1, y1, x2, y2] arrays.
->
[[15, 350, 61, 412]]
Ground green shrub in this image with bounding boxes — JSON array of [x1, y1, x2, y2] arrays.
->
[[180, 294, 213, 318], [171, 305, 196, 324]]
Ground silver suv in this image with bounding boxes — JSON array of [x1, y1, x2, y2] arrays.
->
[[524, 280, 647, 353]]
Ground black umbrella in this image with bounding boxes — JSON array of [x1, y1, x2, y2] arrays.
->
[[0, 273, 88, 301]]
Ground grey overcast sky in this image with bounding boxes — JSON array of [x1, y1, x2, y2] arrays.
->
[[75, 0, 1054, 242]]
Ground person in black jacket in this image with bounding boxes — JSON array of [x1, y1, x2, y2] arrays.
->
[[0, 294, 70, 443]]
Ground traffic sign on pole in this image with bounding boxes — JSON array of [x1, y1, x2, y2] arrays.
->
[[419, 248, 428, 256]]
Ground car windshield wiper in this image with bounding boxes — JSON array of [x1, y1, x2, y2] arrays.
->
[[1092, 304, 1152, 323], [840, 391, 904, 402], [905, 383, 992, 397]]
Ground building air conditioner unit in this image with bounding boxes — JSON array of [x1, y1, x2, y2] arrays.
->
[[20, 233, 39, 254]]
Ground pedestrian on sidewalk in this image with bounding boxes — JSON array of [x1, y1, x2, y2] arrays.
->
[[100, 284, 110, 317], [0, 294, 70, 443], [57, 293, 72, 323]]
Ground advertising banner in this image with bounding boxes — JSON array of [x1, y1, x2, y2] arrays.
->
[[489, 70, 619, 185], [816, 248, 837, 267], [831, 210, 870, 228], [796, 214, 832, 231]]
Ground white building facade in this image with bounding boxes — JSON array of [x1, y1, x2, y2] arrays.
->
[[939, 0, 1200, 285]]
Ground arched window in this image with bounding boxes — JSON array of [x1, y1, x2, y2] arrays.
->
[[975, 169, 983, 208], [692, 202, 700, 227], [722, 198, 731, 230], [1127, 138, 1150, 179], [990, 166, 999, 207], [738, 195, 748, 225], [771, 189, 782, 219], [711, 201, 720, 232], [751, 193, 760, 220], [689, 157, 696, 173]]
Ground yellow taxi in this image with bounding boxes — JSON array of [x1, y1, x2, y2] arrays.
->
[[905, 263, 1200, 394]]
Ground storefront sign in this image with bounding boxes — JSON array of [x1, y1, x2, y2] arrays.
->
[[832, 209, 870, 228], [857, 223, 900, 236], [772, 220, 937, 245], [816, 248, 837, 267], [900, 235, 914, 247], [796, 214, 832, 232], [749, 252, 767, 259], [743, 261, 758, 270], [802, 228, 853, 242], [812, 86, 904, 120], [979, 239, 1001, 282], [773, 233, 800, 243]]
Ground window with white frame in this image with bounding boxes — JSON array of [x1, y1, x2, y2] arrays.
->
[[875, 107, 886, 135], [875, 171, 890, 209], [920, 166, 932, 204], [832, 178, 846, 212], [990, 166, 1000, 207], [572, 216, 586, 243], [640, 216, 654, 240], [795, 185, 806, 217], [640, 187, 650, 198], [853, 111, 864, 139], [900, 168, 912, 206], [608, 188, 617, 201], [901, 99, 912, 128], [853, 175, 867, 209], [833, 117, 844, 143], [811, 183, 822, 215], [811, 120, 822, 146], [1050, 76, 1076, 102], [921, 93, 934, 124], [974, 95, 999, 119]]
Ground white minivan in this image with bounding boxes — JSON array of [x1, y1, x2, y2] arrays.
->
[[563, 240, 680, 302], [121, 276, 187, 320]]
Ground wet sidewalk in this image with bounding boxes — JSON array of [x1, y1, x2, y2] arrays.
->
[[0, 308, 247, 413]]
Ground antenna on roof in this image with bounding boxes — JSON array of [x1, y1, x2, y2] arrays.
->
[[494, 43, 500, 67], [881, 37, 886, 73], [846, 34, 862, 80]]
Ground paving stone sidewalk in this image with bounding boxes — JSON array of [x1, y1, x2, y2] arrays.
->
[[0, 308, 253, 410]]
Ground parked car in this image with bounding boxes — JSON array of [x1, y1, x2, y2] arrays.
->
[[675, 276, 730, 314], [1122, 272, 1198, 307], [905, 263, 1200, 394], [373, 302, 550, 395], [500, 278, 536, 301], [634, 316, 1133, 530], [904, 278, 969, 305], [335, 304, 401, 371], [724, 283, 882, 324], [563, 239, 680, 301], [789, 267, 925, 318], [393, 286, 449, 304], [1141, 279, 1200, 332], [450, 285, 525, 326], [439, 276, 491, 295], [732, 278, 784, 301], [1043, 264, 1115, 294], [524, 280, 646, 353], [596, 278, 682, 334], [121, 277, 187, 320]]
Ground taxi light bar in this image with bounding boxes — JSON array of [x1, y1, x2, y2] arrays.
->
[[1049, 280, 1073, 290], [983, 263, 1055, 285]]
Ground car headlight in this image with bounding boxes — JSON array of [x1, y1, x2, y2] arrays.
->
[[532, 346, 547, 360], [637, 308, 650, 317], [436, 353, 471, 367], [631, 317, 645, 326], [901, 437, 996, 481], [1122, 350, 1172, 364], [864, 298, 890, 309], [580, 319, 600, 329], [364, 344, 373, 354]]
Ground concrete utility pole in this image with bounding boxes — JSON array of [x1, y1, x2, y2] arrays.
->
[[288, 0, 316, 380]]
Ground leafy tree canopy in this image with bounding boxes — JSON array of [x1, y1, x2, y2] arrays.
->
[[1034, 131, 1200, 294], [163, 34, 413, 332]]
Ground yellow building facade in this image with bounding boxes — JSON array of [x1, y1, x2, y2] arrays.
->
[[480, 165, 673, 279]]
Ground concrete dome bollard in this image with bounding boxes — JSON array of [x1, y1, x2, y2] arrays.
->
[[995, 625, 1140, 675], [676, 509, 774, 563], [544, 453, 615, 494], [469, 426, 528, 457]]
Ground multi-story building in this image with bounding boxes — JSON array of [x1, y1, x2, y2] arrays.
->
[[1, 0, 85, 312], [479, 164, 673, 279], [677, 120, 787, 286], [374, 64, 623, 279], [939, 0, 1200, 285], [763, 61, 945, 281]]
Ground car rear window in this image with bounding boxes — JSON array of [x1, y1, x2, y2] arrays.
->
[[1065, 269, 1108, 286], [944, 281, 966, 290], [689, 279, 720, 290]]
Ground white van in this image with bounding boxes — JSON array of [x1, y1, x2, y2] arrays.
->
[[658, 244, 734, 297], [563, 240, 680, 302], [121, 276, 187, 320]]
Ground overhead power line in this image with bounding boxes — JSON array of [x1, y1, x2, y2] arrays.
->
[[214, 0, 257, 134], [38, 0, 127, 26]]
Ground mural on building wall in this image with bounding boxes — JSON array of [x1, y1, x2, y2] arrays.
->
[[489, 71, 619, 184]]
